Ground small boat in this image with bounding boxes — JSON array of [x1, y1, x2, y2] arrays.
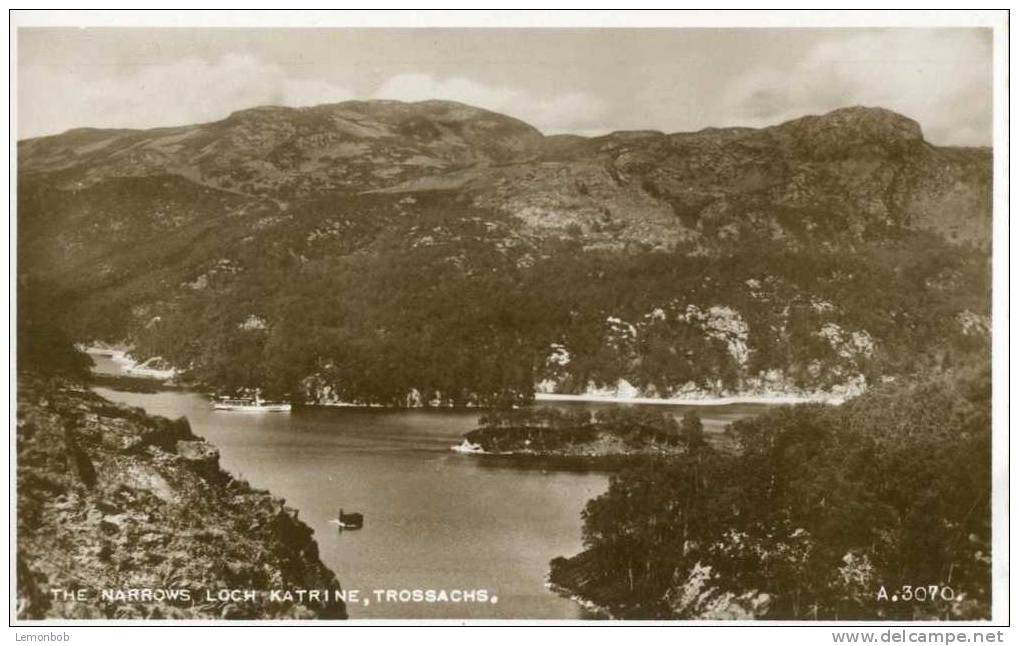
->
[[110, 351, 135, 366], [213, 395, 291, 413], [123, 356, 177, 380], [451, 439, 485, 454], [332, 508, 363, 530], [79, 344, 113, 357]]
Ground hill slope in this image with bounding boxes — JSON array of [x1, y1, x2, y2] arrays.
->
[[16, 374, 347, 619], [17, 101, 992, 405]]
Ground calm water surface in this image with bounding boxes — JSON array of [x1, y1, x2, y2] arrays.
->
[[89, 354, 769, 619]]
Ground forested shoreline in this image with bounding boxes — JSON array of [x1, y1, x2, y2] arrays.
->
[[546, 362, 991, 620]]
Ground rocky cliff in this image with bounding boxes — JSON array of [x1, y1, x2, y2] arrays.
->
[[16, 374, 347, 620]]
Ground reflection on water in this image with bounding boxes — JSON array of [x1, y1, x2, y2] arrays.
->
[[89, 354, 765, 619]]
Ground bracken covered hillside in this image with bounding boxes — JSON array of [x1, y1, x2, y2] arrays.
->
[[16, 374, 346, 620], [17, 101, 992, 405]]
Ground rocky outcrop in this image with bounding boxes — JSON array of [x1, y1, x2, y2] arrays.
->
[[16, 374, 346, 620], [664, 563, 772, 619], [548, 551, 771, 620], [534, 297, 876, 403]]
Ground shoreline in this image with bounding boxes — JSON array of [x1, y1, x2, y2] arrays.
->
[[88, 378, 844, 410], [85, 351, 848, 410], [544, 579, 613, 620], [534, 391, 846, 407]]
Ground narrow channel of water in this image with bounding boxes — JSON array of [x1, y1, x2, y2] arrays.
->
[[90, 354, 768, 618]]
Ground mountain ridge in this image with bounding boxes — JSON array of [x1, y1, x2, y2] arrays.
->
[[21, 102, 975, 147], [19, 101, 989, 249]]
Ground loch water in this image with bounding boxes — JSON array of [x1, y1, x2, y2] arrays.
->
[[90, 354, 769, 619]]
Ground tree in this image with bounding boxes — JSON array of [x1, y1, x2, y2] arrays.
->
[[17, 278, 93, 379], [680, 411, 705, 450]]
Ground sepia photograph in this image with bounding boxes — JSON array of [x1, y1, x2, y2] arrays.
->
[[9, 9, 1009, 633]]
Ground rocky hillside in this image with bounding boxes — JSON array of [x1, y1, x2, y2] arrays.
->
[[18, 100, 542, 196], [17, 101, 992, 405], [16, 374, 346, 620], [18, 103, 990, 269]]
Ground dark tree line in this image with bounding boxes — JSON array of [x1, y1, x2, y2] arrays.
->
[[469, 407, 706, 454]]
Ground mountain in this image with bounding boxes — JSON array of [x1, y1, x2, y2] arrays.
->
[[17, 101, 992, 405], [18, 100, 542, 193]]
